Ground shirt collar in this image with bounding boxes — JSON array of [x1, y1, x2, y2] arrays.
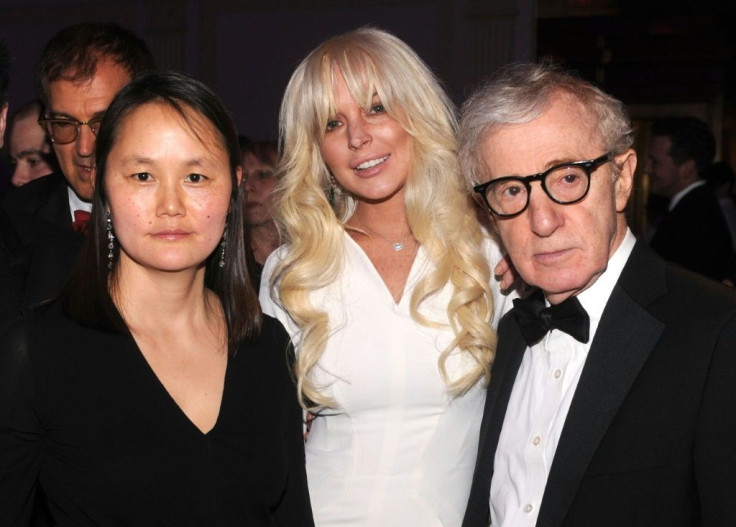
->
[[67, 185, 92, 221], [575, 228, 636, 344], [669, 180, 706, 211]]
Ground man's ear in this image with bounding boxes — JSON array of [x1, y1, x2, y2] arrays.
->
[[615, 149, 636, 213], [677, 158, 698, 184], [236, 165, 243, 187], [0, 102, 8, 149]]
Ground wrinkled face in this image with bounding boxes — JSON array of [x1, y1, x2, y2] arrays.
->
[[645, 135, 682, 199], [46, 57, 131, 201], [319, 69, 413, 206], [9, 114, 54, 186], [105, 102, 235, 276], [242, 152, 277, 226], [480, 94, 635, 304]]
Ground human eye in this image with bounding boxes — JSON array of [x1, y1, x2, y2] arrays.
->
[[256, 170, 273, 181], [326, 119, 341, 132], [51, 120, 76, 132], [369, 102, 385, 114], [89, 117, 104, 134], [550, 166, 585, 187], [186, 173, 207, 183], [27, 157, 42, 168], [493, 180, 526, 201], [547, 166, 587, 200], [132, 172, 152, 182]]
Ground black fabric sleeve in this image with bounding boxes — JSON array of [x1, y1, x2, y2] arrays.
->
[[0, 320, 44, 526], [264, 317, 314, 527], [695, 311, 736, 526]]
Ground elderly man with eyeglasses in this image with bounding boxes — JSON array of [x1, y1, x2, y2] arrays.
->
[[459, 63, 736, 527], [0, 23, 154, 309]]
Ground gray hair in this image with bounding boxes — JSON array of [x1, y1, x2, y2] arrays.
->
[[458, 62, 633, 187]]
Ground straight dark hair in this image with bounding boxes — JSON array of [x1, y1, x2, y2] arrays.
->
[[63, 71, 261, 352], [36, 22, 156, 108]]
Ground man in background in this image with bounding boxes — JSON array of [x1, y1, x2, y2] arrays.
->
[[0, 22, 155, 307], [2, 21, 155, 233], [7, 100, 57, 187], [647, 117, 733, 281]]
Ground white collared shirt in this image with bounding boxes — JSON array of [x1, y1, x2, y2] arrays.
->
[[668, 180, 706, 211], [489, 229, 637, 527], [67, 186, 92, 223]]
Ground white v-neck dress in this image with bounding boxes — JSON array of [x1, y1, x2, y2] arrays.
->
[[259, 232, 512, 526]]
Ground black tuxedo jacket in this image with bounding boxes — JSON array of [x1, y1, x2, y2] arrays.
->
[[0, 172, 83, 314], [650, 184, 733, 281], [463, 241, 736, 527], [1, 171, 73, 230]]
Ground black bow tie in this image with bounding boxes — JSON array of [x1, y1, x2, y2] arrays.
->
[[513, 291, 590, 347]]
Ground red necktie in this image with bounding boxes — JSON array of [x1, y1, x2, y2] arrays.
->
[[72, 209, 91, 235]]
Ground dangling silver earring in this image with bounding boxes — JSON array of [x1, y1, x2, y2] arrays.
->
[[328, 175, 336, 207], [106, 210, 116, 270], [218, 228, 227, 268]]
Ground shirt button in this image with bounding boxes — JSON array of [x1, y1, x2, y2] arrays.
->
[[524, 504, 534, 513], [532, 435, 542, 446], [553, 369, 562, 379]]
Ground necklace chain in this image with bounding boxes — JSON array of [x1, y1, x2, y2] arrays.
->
[[352, 222, 414, 252]]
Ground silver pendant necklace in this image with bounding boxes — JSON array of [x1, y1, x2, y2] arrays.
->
[[355, 222, 413, 252]]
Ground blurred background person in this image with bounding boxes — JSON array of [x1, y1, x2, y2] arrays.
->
[[0, 72, 313, 525], [646, 116, 733, 281], [260, 27, 514, 526], [7, 100, 57, 187], [239, 136, 280, 286], [0, 22, 155, 311], [706, 161, 736, 252], [2, 22, 155, 232]]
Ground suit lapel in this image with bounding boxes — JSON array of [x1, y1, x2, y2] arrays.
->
[[464, 312, 528, 526], [536, 243, 666, 527]]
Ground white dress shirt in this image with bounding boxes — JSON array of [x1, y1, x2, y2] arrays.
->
[[67, 185, 92, 222], [489, 229, 636, 527]]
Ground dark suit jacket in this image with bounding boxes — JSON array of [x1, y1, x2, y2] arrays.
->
[[1, 171, 75, 231], [463, 241, 736, 527], [0, 171, 83, 314], [650, 184, 733, 281]]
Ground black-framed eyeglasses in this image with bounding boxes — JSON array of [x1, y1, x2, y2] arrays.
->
[[473, 152, 614, 218], [38, 116, 104, 145]]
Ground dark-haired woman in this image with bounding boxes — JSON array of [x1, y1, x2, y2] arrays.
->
[[0, 72, 313, 526]]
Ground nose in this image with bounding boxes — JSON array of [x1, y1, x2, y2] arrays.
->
[[347, 117, 371, 150], [156, 179, 185, 217], [243, 174, 256, 193], [75, 124, 96, 158], [526, 182, 565, 237], [11, 164, 29, 186]]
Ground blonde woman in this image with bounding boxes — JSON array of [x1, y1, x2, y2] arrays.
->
[[260, 28, 513, 525]]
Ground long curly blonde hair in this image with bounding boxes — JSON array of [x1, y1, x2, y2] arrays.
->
[[272, 27, 497, 408]]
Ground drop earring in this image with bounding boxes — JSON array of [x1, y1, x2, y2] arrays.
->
[[218, 228, 227, 268], [328, 175, 336, 207], [106, 210, 115, 270]]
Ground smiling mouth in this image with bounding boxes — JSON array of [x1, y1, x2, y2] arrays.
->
[[356, 155, 389, 170]]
